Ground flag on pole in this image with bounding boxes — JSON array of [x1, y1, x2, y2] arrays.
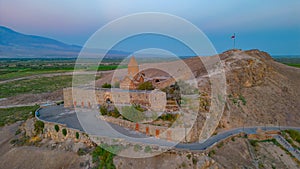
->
[[231, 33, 236, 49]]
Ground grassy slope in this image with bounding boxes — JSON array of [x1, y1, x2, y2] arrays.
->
[[0, 105, 39, 126]]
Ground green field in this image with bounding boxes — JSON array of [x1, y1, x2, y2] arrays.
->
[[0, 105, 39, 126], [0, 75, 73, 98], [0, 58, 126, 80], [285, 63, 300, 68], [0, 73, 103, 98]]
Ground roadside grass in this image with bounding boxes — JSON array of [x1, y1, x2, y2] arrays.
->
[[92, 144, 124, 169], [285, 129, 300, 144], [0, 105, 39, 127]]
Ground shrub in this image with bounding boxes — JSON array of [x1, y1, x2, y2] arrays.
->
[[102, 83, 112, 88], [76, 132, 79, 139], [62, 128, 67, 136], [15, 128, 22, 135], [144, 146, 152, 153], [100, 105, 108, 115], [208, 150, 215, 157], [134, 144, 142, 152], [137, 81, 154, 90], [217, 141, 224, 148], [77, 148, 88, 156], [192, 158, 198, 165], [249, 140, 258, 147], [159, 113, 179, 123], [34, 120, 44, 134], [107, 107, 121, 118], [186, 154, 191, 160], [54, 124, 59, 132], [239, 95, 246, 105]]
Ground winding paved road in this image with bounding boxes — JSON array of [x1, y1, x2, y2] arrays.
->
[[37, 105, 300, 151]]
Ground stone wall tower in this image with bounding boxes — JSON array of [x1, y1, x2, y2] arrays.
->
[[128, 56, 139, 77]]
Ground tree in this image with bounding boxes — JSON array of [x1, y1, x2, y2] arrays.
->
[[102, 83, 112, 88], [100, 104, 108, 115], [54, 124, 59, 132], [62, 128, 67, 136], [34, 120, 44, 135], [137, 81, 154, 90]]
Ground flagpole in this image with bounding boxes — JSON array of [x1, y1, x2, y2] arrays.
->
[[233, 33, 236, 49]]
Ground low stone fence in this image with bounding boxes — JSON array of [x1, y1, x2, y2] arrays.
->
[[42, 121, 94, 146], [99, 115, 193, 142], [34, 108, 94, 146]]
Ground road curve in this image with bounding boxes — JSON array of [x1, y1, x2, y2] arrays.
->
[[36, 105, 300, 151]]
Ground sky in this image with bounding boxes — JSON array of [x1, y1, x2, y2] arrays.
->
[[0, 0, 299, 55]]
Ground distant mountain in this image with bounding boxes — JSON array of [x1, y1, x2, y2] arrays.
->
[[0, 26, 190, 59], [0, 26, 84, 58]]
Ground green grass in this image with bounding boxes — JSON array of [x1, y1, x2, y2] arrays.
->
[[285, 129, 300, 144], [284, 63, 300, 68], [0, 68, 74, 80], [92, 144, 124, 169], [87, 65, 127, 71], [0, 105, 39, 127], [0, 65, 126, 81], [0, 75, 74, 98], [0, 58, 126, 81]]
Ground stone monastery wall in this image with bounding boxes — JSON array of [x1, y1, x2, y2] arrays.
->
[[63, 87, 166, 111]]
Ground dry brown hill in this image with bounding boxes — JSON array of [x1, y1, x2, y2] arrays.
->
[[186, 49, 300, 132], [217, 49, 300, 130]]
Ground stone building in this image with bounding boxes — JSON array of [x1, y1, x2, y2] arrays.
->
[[63, 87, 166, 112], [63, 56, 178, 111], [119, 56, 175, 90], [120, 56, 145, 90]]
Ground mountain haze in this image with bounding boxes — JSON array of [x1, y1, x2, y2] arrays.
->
[[0, 26, 82, 58]]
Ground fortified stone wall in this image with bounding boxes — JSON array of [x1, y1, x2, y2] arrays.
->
[[64, 87, 166, 112], [23, 118, 94, 146]]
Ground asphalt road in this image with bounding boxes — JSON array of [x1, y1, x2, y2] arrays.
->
[[37, 105, 300, 151]]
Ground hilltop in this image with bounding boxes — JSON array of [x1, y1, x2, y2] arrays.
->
[[181, 49, 300, 133]]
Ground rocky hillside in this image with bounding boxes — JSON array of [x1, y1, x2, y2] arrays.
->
[[183, 49, 300, 132]]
